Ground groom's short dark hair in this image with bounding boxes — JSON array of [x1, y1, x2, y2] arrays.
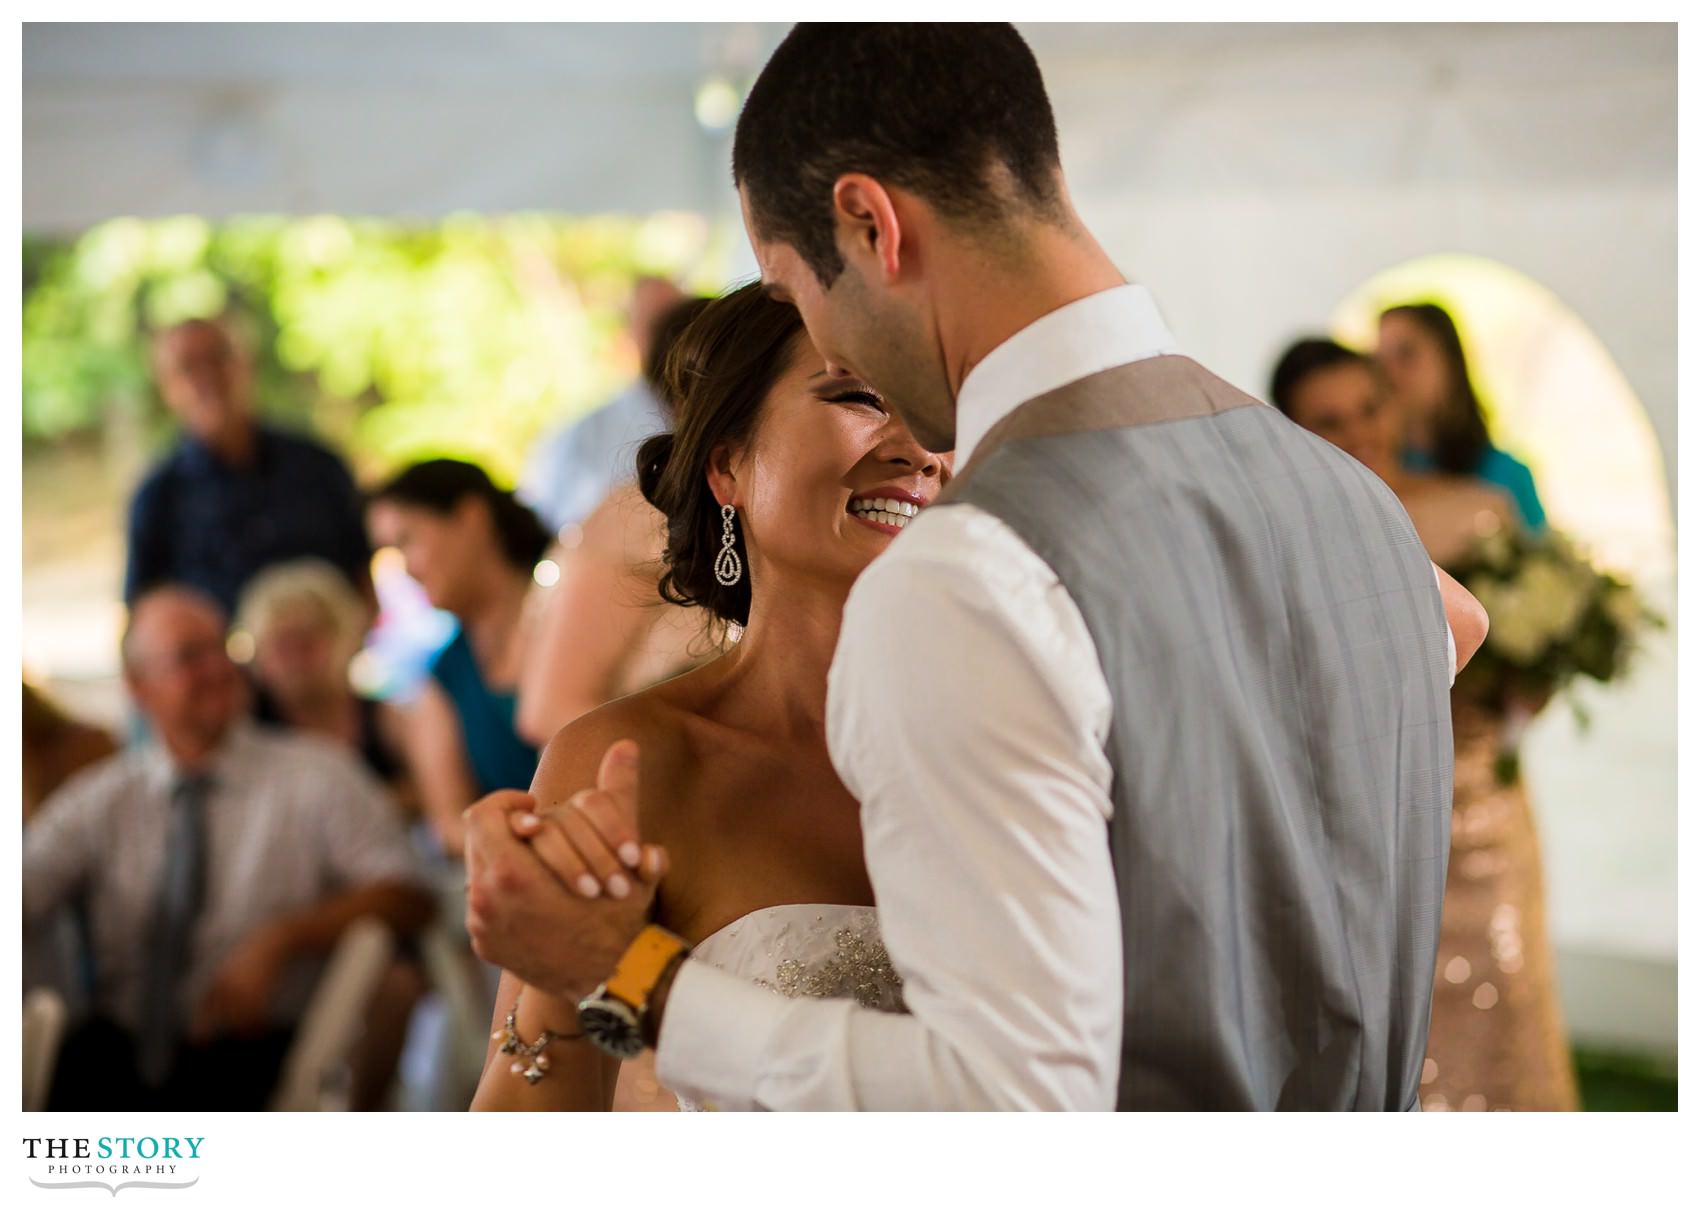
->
[[733, 23, 1065, 287]]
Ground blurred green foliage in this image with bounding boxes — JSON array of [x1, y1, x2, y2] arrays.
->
[[22, 212, 729, 483]]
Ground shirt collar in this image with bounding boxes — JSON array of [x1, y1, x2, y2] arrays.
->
[[178, 422, 271, 475], [139, 719, 255, 792], [953, 283, 1178, 468]]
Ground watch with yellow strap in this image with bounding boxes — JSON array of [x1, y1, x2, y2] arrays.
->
[[576, 924, 691, 1059]]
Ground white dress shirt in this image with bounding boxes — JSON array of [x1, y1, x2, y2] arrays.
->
[[655, 284, 1457, 1109]]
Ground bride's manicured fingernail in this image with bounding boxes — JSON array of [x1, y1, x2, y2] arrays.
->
[[576, 875, 600, 898], [606, 874, 631, 899], [618, 842, 641, 867], [516, 814, 540, 831]]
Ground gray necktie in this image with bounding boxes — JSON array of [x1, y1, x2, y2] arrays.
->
[[137, 772, 212, 1087]]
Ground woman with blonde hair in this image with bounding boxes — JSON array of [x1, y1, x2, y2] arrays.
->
[[237, 558, 412, 807]]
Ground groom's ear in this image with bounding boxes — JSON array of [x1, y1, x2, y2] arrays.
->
[[831, 174, 904, 285]]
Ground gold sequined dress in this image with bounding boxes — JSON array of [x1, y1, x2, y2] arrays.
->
[[1419, 700, 1580, 1111]]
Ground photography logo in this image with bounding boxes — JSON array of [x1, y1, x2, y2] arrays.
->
[[23, 1137, 203, 1196]]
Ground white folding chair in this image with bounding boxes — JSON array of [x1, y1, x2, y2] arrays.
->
[[22, 987, 69, 1112], [417, 924, 498, 1109], [268, 917, 395, 1112]]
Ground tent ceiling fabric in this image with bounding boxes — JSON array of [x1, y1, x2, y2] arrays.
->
[[21, 20, 1676, 491], [24, 22, 787, 226], [23, 22, 1674, 229], [20, 20, 1676, 489]]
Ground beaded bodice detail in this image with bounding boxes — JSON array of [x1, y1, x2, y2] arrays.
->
[[675, 904, 904, 1111], [693, 904, 904, 1011]]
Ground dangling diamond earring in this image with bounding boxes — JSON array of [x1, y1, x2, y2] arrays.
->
[[714, 503, 744, 587]]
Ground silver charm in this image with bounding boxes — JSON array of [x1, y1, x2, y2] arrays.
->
[[493, 997, 567, 1084], [714, 503, 743, 587]]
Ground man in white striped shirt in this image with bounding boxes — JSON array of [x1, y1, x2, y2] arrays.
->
[[24, 585, 433, 1109]]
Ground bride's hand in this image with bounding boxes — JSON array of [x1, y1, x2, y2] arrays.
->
[[512, 739, 668, 900]]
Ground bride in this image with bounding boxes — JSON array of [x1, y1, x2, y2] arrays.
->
[[470, 281, 949, 1111]]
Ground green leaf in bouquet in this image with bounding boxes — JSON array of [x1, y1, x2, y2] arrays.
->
[[1574, 629, 1618, 682]]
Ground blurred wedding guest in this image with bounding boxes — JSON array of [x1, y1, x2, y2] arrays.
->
[[1272, 338, 1579, 1111], [367, 461, 550, 858], [22, 681, 118, 1013], [1378, 302, 1548, 530], [125, 317, 374, 615], [22, 681, 117, 822], [516, 295, 720, 746], [517, 276, 686, 537], [24, 585, 434, 1111], [237, 558, 413, 810], [235, 560, 431, 1109]]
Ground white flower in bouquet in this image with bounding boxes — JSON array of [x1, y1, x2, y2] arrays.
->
[[1605, 584, 1645, 635], [1486, 597, 1548, 664], [1476, 528, 1516, 572], [1465, 577, 1541, 661], [1567, 546, 1599, 592], [1517, 556, 1591, 639]]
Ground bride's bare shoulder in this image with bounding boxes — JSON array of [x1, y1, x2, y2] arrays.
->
[[529, 678, 709, 806]]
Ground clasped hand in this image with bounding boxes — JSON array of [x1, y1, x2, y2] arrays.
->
[[463, 740, 669, 1003]]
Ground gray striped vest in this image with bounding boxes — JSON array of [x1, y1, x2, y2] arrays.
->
[[936, 355, 1452, 1110]]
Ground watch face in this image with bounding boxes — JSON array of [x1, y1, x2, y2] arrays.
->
[[577, 995, 644, 1060]]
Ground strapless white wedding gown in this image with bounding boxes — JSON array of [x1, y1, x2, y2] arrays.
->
[[674, 904, 905, 1112]]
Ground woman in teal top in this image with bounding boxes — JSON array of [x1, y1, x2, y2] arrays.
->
[[1378, 302, 1547, 531], [426, 627, 540, 796], [368, 460, 549, 857]]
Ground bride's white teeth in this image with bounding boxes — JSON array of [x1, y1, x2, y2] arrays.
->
[[848, 498, 919, 530], [850, 498, 921, 516]]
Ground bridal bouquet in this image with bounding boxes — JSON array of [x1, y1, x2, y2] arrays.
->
[[1448, 522, 1664, 783]]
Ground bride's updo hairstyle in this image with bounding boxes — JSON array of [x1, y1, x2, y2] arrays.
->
[[637, 281, 804, 629]]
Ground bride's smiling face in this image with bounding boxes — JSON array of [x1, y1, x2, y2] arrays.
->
[[711, 334, 952, 592]]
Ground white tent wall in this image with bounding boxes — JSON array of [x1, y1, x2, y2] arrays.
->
[[1044, 23, 1676, 508], [23, 22, 1678, 1054], [22, 23, 761, 226]]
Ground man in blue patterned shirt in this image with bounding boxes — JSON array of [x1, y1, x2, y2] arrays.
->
[[124, 318, 373, 615]]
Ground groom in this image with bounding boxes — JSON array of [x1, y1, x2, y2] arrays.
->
[[465, 24, 1489, 1109]]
